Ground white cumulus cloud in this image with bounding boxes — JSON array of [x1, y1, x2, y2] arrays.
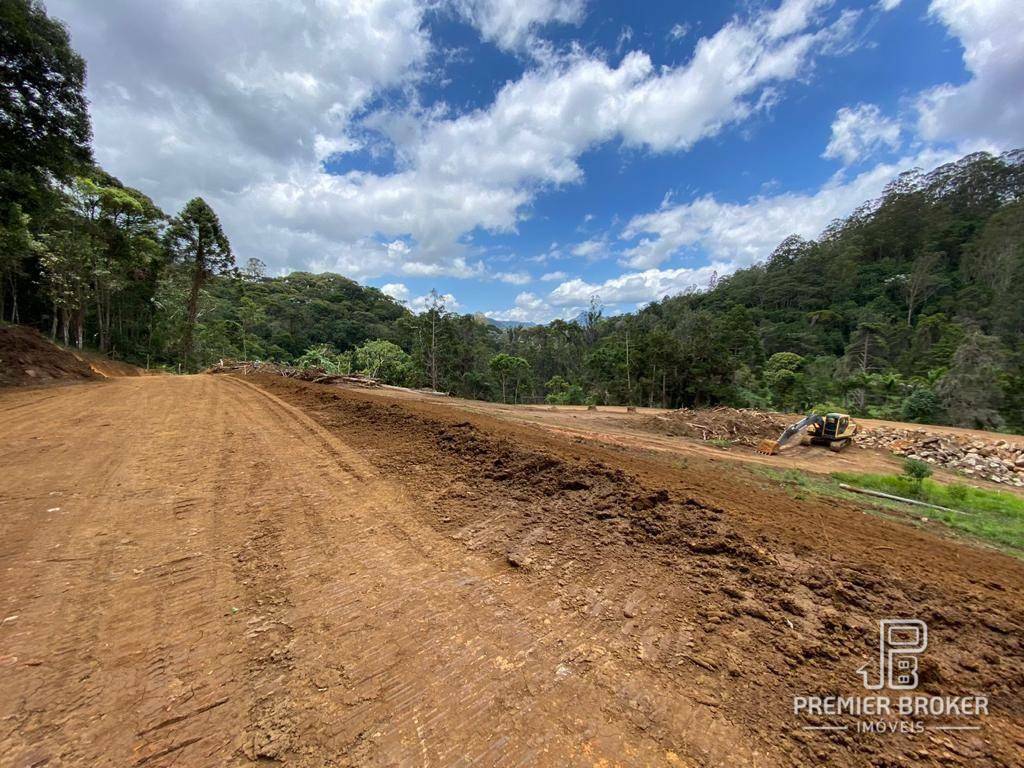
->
[[823, 103, 901, 165], [49, 0, 853, 282], [618, 147, 961, 271], [304, 0, 844, 274], [409, 291, 460, 313], [47, 0, 431, 204], [486, 291, 554, 323], [916, 0, 1024, 149], [451, 0, 586, 52], [494, 271, 533, 285], [548, 266, 724, 307], [380, 283, 410, 301]]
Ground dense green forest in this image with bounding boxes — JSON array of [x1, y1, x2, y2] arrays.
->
[[483, 149, 1024, 432], [2, 0, 1022, 430]]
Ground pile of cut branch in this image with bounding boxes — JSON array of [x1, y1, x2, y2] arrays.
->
[[640, 406, 795, 446], [206, 359, 382, 388]]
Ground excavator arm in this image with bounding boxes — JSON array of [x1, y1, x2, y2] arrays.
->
[[757, 414, 823, 455]]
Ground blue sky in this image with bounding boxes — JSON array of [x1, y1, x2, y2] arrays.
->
[[49, 0, 1024, 321]]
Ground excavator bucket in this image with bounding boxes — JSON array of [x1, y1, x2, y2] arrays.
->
[[757, 414, 819, 456]]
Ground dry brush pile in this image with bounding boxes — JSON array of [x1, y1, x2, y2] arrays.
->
[[206, 359, 382, 388], [640, 406, 796, 446]]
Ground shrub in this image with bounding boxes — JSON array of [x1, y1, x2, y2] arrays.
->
[[353, 339, 413, 386], [902, 458, 933, 480], [901, 387, 942, 423], [295, 344, 344, 373], [902, 458, 933, 495]]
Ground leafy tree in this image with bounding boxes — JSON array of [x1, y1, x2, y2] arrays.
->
[[585, 343, 626, 404], [1, 0, 93, 327], [841, 322, 890, 411], [489, 353, 529, 403], [354, 339, 412, 385], [966, 201, 1024, 339], [901, 386, 942, 424], [901, 251, 942, 327], [764, 352, 805, 410], [242, 257, 267, 281], [38, 226, 93, 346], [236, 293, 266, 359], [674, 310, 737, 407], [0, 204, 34, 322], [65, 172, 166, 352], [0, 0, 91, 186], [413, 289, 448, 391], [165, 198, 232, 370], [936, 327, 1006, 429], [544, 375, 585, 405]]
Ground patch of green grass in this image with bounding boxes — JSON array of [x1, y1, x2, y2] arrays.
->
[[757, 466, 888, 507], [833, 472, 1024, 552], [707, 438, 732, 449], [752, 466, 1024, 556]]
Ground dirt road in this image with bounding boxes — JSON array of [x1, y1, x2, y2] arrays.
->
[[2, 374, 1023, 766], [1, 376, 752, 766]]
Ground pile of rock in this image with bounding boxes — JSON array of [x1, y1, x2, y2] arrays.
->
[[858, 427, 1024, 487]]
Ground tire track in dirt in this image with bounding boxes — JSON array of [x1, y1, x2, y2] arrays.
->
[[1, 375, 763, 766], [218, 376, 760, 766], [1, 377, 254, 766], [248, 372, 1024, 768]]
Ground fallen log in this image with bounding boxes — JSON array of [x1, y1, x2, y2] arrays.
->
[[838, 484, 970, 515]]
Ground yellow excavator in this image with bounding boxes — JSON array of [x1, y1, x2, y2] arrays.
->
[[756, 412, 858, 455]]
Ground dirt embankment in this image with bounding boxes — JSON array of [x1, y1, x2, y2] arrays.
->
[[72, 350, 150, 378], [251, 374, 1024, 768], [0, 324, 151, 385], [0, 324, 97, 386]]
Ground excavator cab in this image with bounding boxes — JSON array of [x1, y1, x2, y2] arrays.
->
[[806, 412, 856, 451]]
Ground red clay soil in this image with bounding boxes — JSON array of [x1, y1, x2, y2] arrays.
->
[[251, 373, 1024, 767], [0, 324, 97, 386], [1, 372, 1021, 767], [70, 348, 150, 378]]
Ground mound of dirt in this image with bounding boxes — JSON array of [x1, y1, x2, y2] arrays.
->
[[0, 325, 98, 387], [73, 351, 148, 378], [640, 405, 797, 446]]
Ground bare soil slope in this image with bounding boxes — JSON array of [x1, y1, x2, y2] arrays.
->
[[0, 324, 97, 386], [393, 396, 1024, 496], [70, 348, 151, 378], [1, 374, 1021, 766]]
